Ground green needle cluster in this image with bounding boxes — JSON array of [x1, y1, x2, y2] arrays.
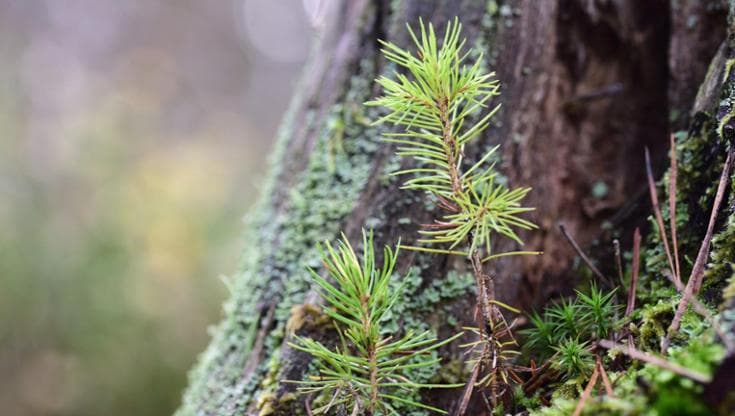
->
[[289, 230, 461, 415], [367, 18, 536, 258]]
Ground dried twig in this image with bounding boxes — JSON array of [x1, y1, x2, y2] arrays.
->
[[597, 357, 615, 397], [661, 270, 735, 352], [559, 223, 612, 287], [305, 393, 314, 416], [645, 148, 679, 287], [625, 228, 641, 318], [599, 340, 711, 383], [522, 358, 555, 395], [454, 357, 481, 416], [613, 239, 625, 287], [242, 304, 276, 380], [664, 148, 734, 352], [668, 135, 681, 283], [572, 364, 600, 416], [624, 228, 641, 348], [573, 354, 615, 416], [663, 270, 711, 321]]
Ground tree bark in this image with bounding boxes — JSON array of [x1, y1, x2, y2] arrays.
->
[[177, 1, 734, 415]]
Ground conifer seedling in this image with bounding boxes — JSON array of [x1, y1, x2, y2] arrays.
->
[[289, 230, 462, 415], [368, 18, 539, 411], [367, 18, 537, 260]]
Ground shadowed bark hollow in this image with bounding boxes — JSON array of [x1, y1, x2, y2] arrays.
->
[[177, 1, 732, 415]]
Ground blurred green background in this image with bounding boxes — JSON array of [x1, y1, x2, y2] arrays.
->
[[0, 1, 328, 415]]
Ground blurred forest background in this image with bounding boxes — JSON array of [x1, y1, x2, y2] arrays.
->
[[0, 1, 328, 415]]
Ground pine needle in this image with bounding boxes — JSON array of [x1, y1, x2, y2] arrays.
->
[[663, 147, 734, 352], [572, 363, 599, 416], [645, 147, 679, 287], [668, 134, 681, 283], [559, 223, 612, 287], [599, 340, 710, 384]]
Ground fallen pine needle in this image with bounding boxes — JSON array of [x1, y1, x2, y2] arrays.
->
[[559, 223, 612, 287], [573, 364, 600, 416], [625, 228, 641, 318], [664, 147, 734, 352], [597, 356, 615, 397], [598, 340, 710, 384], [645, 147, 679, 287], [668, 134, 681, 284]]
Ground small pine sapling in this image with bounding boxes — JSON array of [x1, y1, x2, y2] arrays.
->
[[367, 18, 539, 411], [367, 18, 537, 262], [289, 230, 462, 415]]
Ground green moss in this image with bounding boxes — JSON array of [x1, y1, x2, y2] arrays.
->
[[527, 61, 735, 414], [638, 299, 676, 350], [549, 379, 582, 401], [285, 303, 332, 335], [530, 338, 722, 416], [528, 23, 735, 415], [256, 392, 277, 416]]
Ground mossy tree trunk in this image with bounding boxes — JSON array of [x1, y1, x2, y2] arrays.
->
[[178, 1, 735, 415]]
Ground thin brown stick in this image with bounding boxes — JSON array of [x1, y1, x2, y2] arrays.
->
[[573, 364, 600, 416], [242, 304, 276, 380], [472, 252, 496, 316], [661, 270, 735, 352], [454, 354, 481, 416], [558, 223, 612, 286], [457, 196, 507, 415], [668, 134, 681, 283], [522, 358, 555, 395], [613, 239, 625, 287], [625, 228, 641, 317], [599, 340, 711, 383], [664, 148, 734, 352], [645, 147, 679, 287], [597, 356, 615, 397], [305, 394, 314, 416], [663, 270, 711, 320]]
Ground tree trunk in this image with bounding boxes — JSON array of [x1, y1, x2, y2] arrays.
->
[[177, 1, 735, 415]]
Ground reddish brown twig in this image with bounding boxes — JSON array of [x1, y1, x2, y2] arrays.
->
[[305, 393, 314, 416], [625, 228, 641, 318], [625, 229, 641, 347], [661, 269, 735, 352], [421, 221, 458, 230], [522, 358, 555, 395], [242, 304, 276, 380], [599, 339, 710, 383], [572, 364, 600, 416], [437, 195, 460, 213], [559, 223, 612, 287], [668, 135, 681, 283], [664, 148, 734, 352], [613, 239, 625, 287], [573, 354, 615, 416], [645, 148, 679, 287], [454, 351, 481, 416], [597, 357, 615, 397], [662, 271, 712, 324]]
